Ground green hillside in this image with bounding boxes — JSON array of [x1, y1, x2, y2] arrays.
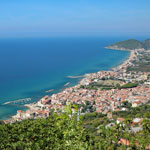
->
[[142, 39, 150, 50], [107, 39, 150, 50], [1, 103, 150, 149]]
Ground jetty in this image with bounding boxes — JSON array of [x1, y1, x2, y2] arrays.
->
[[67, 75, 85, 79], [3, 98, 32, 105], [45, 89, 54, 93], [64, 82, 70, 87]]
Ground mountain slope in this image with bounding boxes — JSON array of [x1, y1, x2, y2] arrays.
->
[[106, 39, 150, 50], [142, 39, 150, 50]]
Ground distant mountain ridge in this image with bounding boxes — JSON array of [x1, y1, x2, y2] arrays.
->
[[106, 39, 150, 50]]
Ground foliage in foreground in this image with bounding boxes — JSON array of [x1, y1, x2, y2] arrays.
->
[[0, 109, 92, 150], [1, 105, 150, 149]]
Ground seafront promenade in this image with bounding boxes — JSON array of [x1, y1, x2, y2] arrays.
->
[[3, 48, 150, 123]]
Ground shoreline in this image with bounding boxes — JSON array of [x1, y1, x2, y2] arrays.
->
[[3, 47, 135, 122], [108, 49, 135, 71], [104, 46, 132, 51]]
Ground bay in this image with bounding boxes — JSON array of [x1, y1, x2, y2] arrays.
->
[[0, 37, 130, 120]]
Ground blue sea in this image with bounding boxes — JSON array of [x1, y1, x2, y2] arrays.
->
[[0, 37, 130, 120]]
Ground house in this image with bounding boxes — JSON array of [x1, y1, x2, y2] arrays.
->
[[118, 138, 150, 150], [133, 118, 143, 124], [105, 123, 115, 129], [116, 118, 124, 124], [16, 110, 23, 118], [132, 101, 142, 107], [107, 112, 112, 119], [118, 138, 130, 146], [131, 126, 143, 133], [41, 95, 49, 101]]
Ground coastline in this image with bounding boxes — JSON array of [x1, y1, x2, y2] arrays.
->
[[106, 48, 135, 71], [104, 46, 131, 51], [3, 47, 135, 122]]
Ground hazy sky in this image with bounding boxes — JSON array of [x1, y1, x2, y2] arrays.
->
[[0, 0, 150, 37]]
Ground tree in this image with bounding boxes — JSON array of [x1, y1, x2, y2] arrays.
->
[[0, 107, 92, 150]]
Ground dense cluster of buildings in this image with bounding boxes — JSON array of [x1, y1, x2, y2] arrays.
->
[[3, 49, 150, 123]]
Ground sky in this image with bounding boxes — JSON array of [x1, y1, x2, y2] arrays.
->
[[0, 0, 150, 37]]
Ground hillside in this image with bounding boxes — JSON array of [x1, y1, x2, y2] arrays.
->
[[142, 39, 150, 50], [1, 103, 150, 149], [106, 39, 150, 50]]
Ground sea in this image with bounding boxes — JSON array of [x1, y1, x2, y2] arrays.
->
[[0, 36, 130, 120]]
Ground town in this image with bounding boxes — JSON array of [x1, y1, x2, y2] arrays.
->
[[3, 49, 150, 124]]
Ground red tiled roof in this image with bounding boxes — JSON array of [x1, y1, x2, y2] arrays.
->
[[117, 118, 124, 122], [118, 138, 130, 146], [17, 110, 22, 113]]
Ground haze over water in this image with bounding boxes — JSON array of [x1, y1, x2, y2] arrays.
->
[[0, 37, 130, 120]]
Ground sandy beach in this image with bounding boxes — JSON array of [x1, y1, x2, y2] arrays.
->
[[105, 47, 136, 72]]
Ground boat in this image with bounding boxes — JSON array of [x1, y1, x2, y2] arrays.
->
[[64, 82, 70, 87], [3, 101, 11, 105]]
